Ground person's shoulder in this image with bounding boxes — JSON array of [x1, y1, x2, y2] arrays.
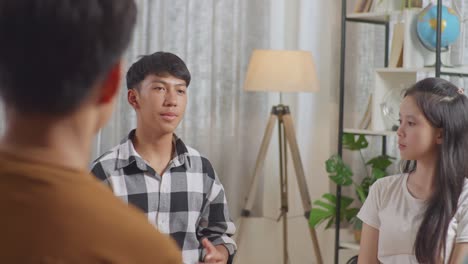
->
[[53, 176, 182, 262], [375, 173, 405, 185], [185, 144, 204, 158], [185, 145, 212, 166], [454, 179, 468, 224], [91, 144, 120, 165], [99, 200, 182, 263], [183, 145, 218, 180], [361, 174, 405, 210], [458, 179, 468, 207], [89, 145, 120, 178], [371, 173, 406, 194], [4, 169, 182, 263]]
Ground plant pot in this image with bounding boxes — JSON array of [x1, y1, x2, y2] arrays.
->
[[352, 218, 363, 243], [354, 229, 362, 243]]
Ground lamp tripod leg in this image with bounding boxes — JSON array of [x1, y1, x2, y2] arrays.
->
[[234, 113, 277, 247], [282, 114, 323, 264], [278, 118, 289, 264]]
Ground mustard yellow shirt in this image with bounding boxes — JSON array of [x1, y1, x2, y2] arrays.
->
[[0, 152, 182, 263]]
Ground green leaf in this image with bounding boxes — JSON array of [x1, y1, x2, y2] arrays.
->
[[325, 155, 339, 173], [355, 135, 369, 149], [309, 208, 334, 227], [325, 218, 335, 229], [309, 194, 358, 229], [372, 168, 386, 180], [340, 195, 354, 208], [330, 174, 353, 186], [366, 155, 395, 171], [322, 193, 337, 204], [342, 133, 369, 150], [313, 200, 334, 211], [355, 184, 367, 203], [360, 176, 374, 187], [342, 133, 355, 149], [325, 155, 353, 186], [344, 208, 360, 222], [321, 194, 354, 208]]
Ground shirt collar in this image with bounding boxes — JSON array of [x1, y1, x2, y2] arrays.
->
[[116, 129, 191, 171]]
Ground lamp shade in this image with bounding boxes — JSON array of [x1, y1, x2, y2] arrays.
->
[[243, 49, 319, 93]]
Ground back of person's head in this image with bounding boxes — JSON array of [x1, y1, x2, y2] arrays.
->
[[0, 0, 137, 115], [402, 77, 468, 263], [126, 51, 191, 90]]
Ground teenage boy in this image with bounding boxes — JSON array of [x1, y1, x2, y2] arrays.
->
[[92, 51, 236, 264]]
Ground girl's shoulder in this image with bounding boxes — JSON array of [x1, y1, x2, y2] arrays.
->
[[458, 179, 468, 208], [367, 174, 407, 201], [361, 174, 408, 213], [372, 173, 406, 190]]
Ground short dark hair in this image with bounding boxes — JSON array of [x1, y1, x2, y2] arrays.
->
[[0, 0, 137, 114], [126, 52, 191, 90]]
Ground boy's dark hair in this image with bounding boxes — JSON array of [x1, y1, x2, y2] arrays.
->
[[0, 0, 137, 114], [126, 52, 191, 90]]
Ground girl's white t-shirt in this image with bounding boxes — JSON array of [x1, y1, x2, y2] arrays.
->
[[357, 173, 468, 263]]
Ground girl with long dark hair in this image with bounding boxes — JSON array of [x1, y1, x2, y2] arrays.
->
[[358, 78, 468, 263]]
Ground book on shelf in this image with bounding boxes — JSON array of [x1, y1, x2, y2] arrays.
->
[[354, 0, 374, 13], [364, 0, 374, 12], [388, 21, 404, 68], [371, 0, 387, 12], [403, 0, 423, 8], [358, 95, 372, 130], [352, 0, 429, 14], [353, 0, 366, 13]]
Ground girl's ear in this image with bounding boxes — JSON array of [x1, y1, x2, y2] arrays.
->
[[436, 128, 443, 145]]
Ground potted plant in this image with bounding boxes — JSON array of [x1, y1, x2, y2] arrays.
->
[[308, 133, 395, 242]]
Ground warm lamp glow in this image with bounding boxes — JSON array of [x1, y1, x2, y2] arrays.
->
[[243, 49, 319, 93]]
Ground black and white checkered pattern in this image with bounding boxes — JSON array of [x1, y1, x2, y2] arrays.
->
[[91, 130, 236, 264]]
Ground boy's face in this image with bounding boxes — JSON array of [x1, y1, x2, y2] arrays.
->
[[131, 73, 187, 136]]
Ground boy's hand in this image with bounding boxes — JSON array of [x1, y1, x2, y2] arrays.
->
[[200, 238, 229, 264]]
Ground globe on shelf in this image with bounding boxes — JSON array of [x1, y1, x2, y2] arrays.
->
[[416, 3, 461, 52]]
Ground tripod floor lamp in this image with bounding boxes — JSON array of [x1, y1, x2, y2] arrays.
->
[[235, 50, 323, 264]]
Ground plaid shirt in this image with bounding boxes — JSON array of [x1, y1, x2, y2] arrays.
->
[[91, 130, 236, 264]]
